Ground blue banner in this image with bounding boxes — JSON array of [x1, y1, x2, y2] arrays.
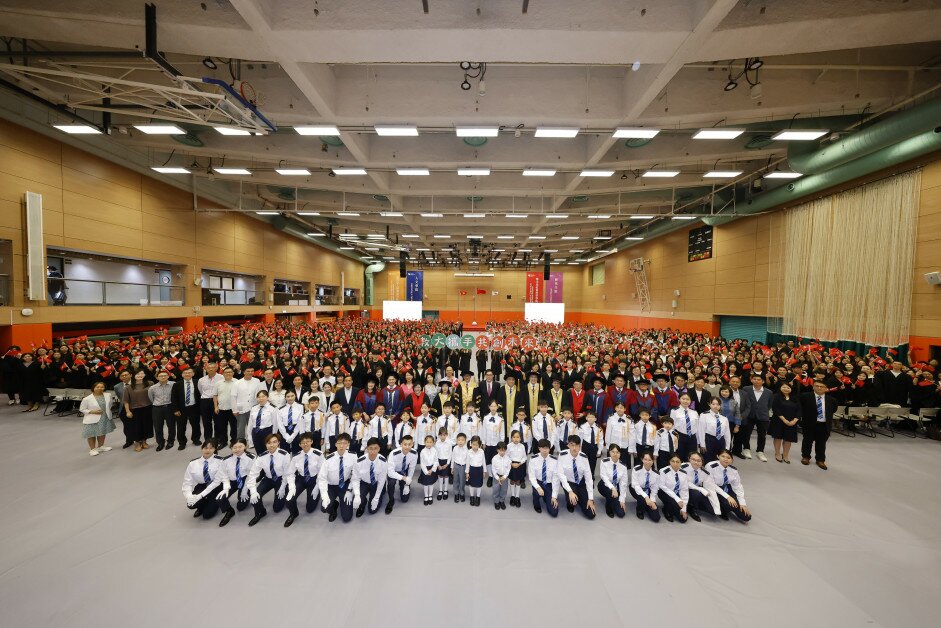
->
[[406, 270, 423, 301]]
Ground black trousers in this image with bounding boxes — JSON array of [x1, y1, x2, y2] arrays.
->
[[801, 421, 830, 462], [564, 480, 596, 519], [358, 480, 385, 514], [290, 475, 321, 513], [219, 485, 251, 514], [152, 405, 174, 446], [325, 484, 354, 522], [386, 478, 411, 507], [119, 407, 133, 445], [188, 482, 222, 519], [597, 482, 625, 517], [676, 432, 695, 461], [733, 419, 752, 454], [532, 481, 559, 517], [253, 476, 290, 517], [214, 409, 236, 448], [582, 443, 599, 476], [657, 489, 686, 522], [175, 405, 201, 445], [629, 486, 661, 522], [717, 493, 752, 521], [199, 399, 216, 443]]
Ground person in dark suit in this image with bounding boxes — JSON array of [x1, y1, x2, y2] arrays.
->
[[736, 373, 774, 461], [800, 380, 837, 469], [170, 367, 202, 449], [689, 375, 712, 412], [334, 374, 360, 418], [875, 361, 912, 406], [475, 349, 489, 381], [476, 369, 501, 411]]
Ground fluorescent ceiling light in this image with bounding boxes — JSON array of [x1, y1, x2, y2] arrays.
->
[[593, 236, 610, 240], [570, 250, 584, 253], [630, 215, 654, 219], [529, 236, 546, 240], [466, 235, 483, 239], [333, 168, 367, 175], [214, 126, 251, 136], [397, 168, 430, 175], [643, 170, 680, 178], [375, 125, 418, 136], [522, 169, 557, 177], [401, 234, 420, 238], [703, 170, 743, 178], [764, 171, 803, 179], [613, 128, 660, 139], [580, 169, 615, 177], [464, 213, 486, 218], [692, 128, 745, 140], [518, 249, 532, 252], [366, 234, 385, 239], [337, 211, 361, 216], [544, 249, 558, 253], [213, 167, 251, 175], [492, 249, 506, 252], [597, 249, 615, 254], [506, 214, 528, 219], [433, 235, 451, 239], [546, 214, 569, 219], [340, 246, 355, 250], [297, 212, 320, 216], [497, 235, 514, 240], [416, 248, 431, 251], [561, 236, 579, 240], [53, 124, 100, 134], [624, 236, 644, 240], [535, 127, 579, 138], [380, 212, 403, 217], [455, 126, 499, 137], [772, 130, 828, 141], [151, 166, 190, 174], [672, 216, 695, 220], [457, 168, 491, 176], [338, 234, 359, 238], [588, 214, 612, 219], [420, 212, 443, 218], [133, 124, 185, 134], [256, 211, 279, 215], [365, 248, 380, 251], [567, 262, 580, 265], [275, 168, 310, 176], [307, 232, 326, 236], [295, 125, 340, 135]]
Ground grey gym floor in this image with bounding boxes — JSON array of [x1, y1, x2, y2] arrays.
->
[[1, 405, 939, 628]]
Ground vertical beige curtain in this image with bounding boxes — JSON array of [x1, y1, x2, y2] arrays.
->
[[770, 169, 920, 346]]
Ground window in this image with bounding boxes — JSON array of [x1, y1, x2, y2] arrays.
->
[[590, 263, 605, 286]]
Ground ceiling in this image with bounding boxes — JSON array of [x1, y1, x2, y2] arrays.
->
[[1, 0, 940, 268]]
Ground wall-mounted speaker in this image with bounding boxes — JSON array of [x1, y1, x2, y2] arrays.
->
[[399, 250, 407, 278], [543, 252, 550, 280], [925, 271, 941, 285]]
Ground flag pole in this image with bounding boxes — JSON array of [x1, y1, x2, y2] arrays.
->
[[473, 287, 477, 323]]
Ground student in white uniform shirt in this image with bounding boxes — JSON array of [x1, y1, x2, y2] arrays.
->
[[556, 435, 597, 520], [414, 404, 436, 457], [506, 429, 528, 508], [670, 393, 702, 461], [276, 391, 305, 455], [509, 408, 531, 489], [700, 398, 732, 463], [630, 409, 657, 465], [385, 435, 418, 514], [245, 433, 293, 527], [322, 400, 348, 453], [451, 433, 469, 503], [352, 438, 388, 518], [706, 450, 752, 522], [392, 410, 415, 449], [605, 405, 632, 457], [490, 441, 511, 510], [597, 443, 628, 518], [284, 433, 323, 526], [232, 367, 264, 446], [302, 397, 325, 452], [658, 454, 690, 523], [418, 434, 439, 506], [318, 433, 357, 523], [459, 402, 481, 441], [480, 400, 504, 487], [436, 401, 460, 441], [369, 403, 393, 456], [577, 410, 604, 475], [246, 390, 277, 453], [217, 438, 254, 527], [348, 409, 371, 457], [630, 451, 661, 522], [181, 440, 225, 520], [681, 451, 721, 521], [465, 435, 486, 506], [531, 401, 556, 450], [653, 417, 680, 469], [433, 427, 453, 501], [556, 409, 578, 454], [528, 439, 560, 517]]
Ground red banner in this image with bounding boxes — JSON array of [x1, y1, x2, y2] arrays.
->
[[525, 272, 544, 303]]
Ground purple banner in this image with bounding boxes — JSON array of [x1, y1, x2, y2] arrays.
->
[[545, 272, 563, 303]]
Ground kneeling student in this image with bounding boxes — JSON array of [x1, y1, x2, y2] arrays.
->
[[353, 437, 388, 517], [246, 433, 293, 527], [490, 441, 511, 510], [527, 438, 559, 517], [657, 454, 689, 523], [182, 440, 225, 520], [681, 451, 721, 521], [385, 435, 418, 514], [597, 444, 628, 518], [557, 435, 597, 520], [217, 438, 254, 527], [317, 433, 357, 522], [284, 432, 323, 527], [706, 449, 752, 522], [629, 452, 661, 522]]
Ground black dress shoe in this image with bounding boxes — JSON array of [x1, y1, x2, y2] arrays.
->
[[664, 511, 674, 522], [328, 509, 338, 522], [219, 510, 234, 527], [443, 491, 449, 499], [122, 442, 133, 449], [460, 494, 466, 502], [494, 502, 500, 510], [689, 511, 701, 522], [719, 512, 729, 521], [606, 504, 614, 518], [248, 512, 266, 526], [454, 493, 460, 503], [636, 505, 645, 520], [436, 492, 442, 501], [193, 508, 203, 518], [534, 503, 542, 514], [487, 477, 493, 488], [567, 504, 575, 513], [284, 514, 297, 527], [385, 502, 394, 515], [355, 505, 366, 518], [178, 443, 186, 450], [192, 440, 200, 446], [520, 479, 526, 489], [156, 443, 165, 452]]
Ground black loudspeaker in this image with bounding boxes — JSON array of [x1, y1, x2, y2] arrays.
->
[[399, 250, 407, 278], [543, 252, 550, 280]]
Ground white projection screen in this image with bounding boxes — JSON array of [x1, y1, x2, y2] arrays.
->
[[525, 302, 565, 324], [382, 300, 423, 320]]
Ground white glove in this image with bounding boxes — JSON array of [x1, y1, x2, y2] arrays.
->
[[216, 490, 228, 502], [285, 483, 296, 501], [353, 495, 362, 510], [370, 496, 380, 510], [344, 491, 353, 506], [277, 484, 287, 500], [239, 488, 252, 502], [403, 484, 410, 496], [249, 490, 259, 504], [185, 493, 198, 507]]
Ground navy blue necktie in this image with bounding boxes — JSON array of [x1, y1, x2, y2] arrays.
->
[[674, 472, 680, 493], [685, 409, 691, 435], [185, 382, 191, 405], [269, 456, 277, 481], [541, 459, 547, 483], [338, 456, 346, 490], [202, 459, 210, 483], [612, 464, 618, 485], [572, 459, 579, 484], [303, 454, 310, 478], [693, 469, 699, 485], [643, 471, 650, 495], [370, 460, 376, 484], [256, 405, 264, 429]]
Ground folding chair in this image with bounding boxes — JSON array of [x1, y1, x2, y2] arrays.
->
[[830, 405, 854, 437], [915, 407, 938, 439], [846, 406, 875, 438], [57, 388, 86, 417], [868, 406, 912, 438], [43, 388, 69, 416]]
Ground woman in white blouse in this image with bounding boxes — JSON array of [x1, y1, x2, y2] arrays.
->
[[267, 378, 286, 408], [80, 381, 116, 457]]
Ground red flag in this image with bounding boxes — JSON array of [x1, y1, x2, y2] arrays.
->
[[476, 288, 487, 295], [459, 290, 468, 296]]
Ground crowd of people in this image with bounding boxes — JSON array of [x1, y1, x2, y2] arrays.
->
[[2, 318, 938, 527]]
